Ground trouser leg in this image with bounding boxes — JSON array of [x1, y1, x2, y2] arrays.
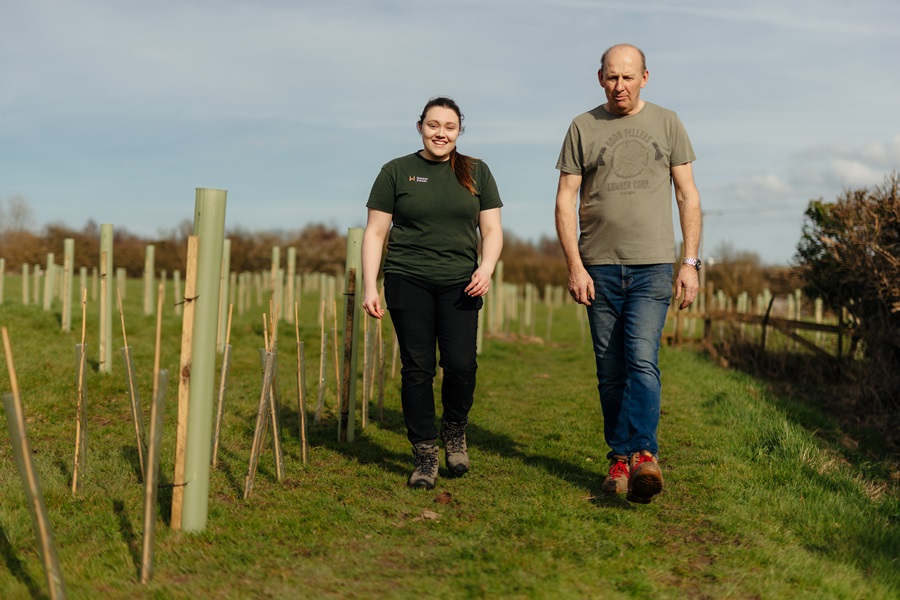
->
[[385, 274, 439, 444], [434, 283, 481, 425]]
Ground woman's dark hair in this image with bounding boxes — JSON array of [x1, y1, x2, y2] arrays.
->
[[418, 97, 477, 196]]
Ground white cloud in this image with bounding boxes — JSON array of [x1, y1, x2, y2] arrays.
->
[[787, 138, 900, 190], [829, 159, 883, 188]]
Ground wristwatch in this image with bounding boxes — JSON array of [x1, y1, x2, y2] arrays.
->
[[682, 257, 701, 271]]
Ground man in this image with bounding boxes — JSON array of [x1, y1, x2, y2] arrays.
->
[[554, 43, 701, 504]]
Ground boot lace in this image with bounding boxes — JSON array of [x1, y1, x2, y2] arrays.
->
[[608, 459, 630, 480], [632, 453, 655, 469], [413, 445, 438, 473], [442, 422, 467, 454]]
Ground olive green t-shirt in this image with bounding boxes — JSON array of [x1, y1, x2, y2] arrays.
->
[[366, 152, 503, 285], [556, 102, 696, 265]]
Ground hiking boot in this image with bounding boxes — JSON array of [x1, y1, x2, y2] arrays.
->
[[408, 442, 439, 489], [627, 451, 663, 504], [440, 419, 470, 475], [601, 455, 630, 495]]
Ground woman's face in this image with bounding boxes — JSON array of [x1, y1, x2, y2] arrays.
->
[[417, 106, 460, 162]]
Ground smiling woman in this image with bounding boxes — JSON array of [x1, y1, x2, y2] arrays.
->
[[417, 104, 460, 162], [360, 96, 504, 491]]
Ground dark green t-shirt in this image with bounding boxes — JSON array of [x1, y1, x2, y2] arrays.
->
[[366, 152, 503, 285]]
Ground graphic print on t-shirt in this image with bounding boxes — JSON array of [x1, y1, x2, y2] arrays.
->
[[597, 127, 664, 196]]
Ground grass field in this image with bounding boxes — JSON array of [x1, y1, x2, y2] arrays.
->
[[0, 276, 897, 599]]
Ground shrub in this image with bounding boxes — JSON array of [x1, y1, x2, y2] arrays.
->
[[795, 172, 900, 409]]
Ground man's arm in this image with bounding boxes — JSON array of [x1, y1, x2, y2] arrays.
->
[[671, 162, 702, 310], [555, 172, 594, 305]]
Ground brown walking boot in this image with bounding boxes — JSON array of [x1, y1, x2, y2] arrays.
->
[[601, 455, 630, 495], [627, 450, 663, 504]]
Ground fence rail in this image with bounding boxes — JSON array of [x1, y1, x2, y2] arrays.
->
[[668, 299, 860, 364]]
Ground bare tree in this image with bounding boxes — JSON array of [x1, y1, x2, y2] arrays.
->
[[4, 195, 35, 232]]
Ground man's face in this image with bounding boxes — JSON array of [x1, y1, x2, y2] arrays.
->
[[598, 47, 648, 116]]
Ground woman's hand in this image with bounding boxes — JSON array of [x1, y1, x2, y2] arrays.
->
[[465, 267, 493, 297], [362, 289, 385, 319]]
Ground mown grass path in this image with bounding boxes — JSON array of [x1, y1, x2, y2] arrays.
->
[[0, 288, 897, 599]]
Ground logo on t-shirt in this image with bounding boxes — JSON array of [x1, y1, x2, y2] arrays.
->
[[408, 176, 429, 183], [597, 128, 664, 194]]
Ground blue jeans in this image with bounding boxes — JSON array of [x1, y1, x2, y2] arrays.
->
[[585, 264, 672, 460]]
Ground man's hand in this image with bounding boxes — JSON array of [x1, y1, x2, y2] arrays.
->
[[674, 266, 700, 310], [568, 265, 595, 306]]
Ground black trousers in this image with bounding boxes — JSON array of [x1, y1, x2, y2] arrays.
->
[[384, 273, 482, 445]]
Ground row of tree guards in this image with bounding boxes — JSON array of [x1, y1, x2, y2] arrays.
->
[[0, 191, 583, 595]]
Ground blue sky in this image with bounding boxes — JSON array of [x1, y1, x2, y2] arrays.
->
[[2, 0, 898, 265]]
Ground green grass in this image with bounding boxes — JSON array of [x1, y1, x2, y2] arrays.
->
[[0, 276, 897, 599]]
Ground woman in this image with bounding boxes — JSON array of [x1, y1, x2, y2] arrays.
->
[[362, 97, 503, 490]]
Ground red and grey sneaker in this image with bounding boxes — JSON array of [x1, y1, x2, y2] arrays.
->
[[627, 451, 663, 504], [601, 455, 630, 495]]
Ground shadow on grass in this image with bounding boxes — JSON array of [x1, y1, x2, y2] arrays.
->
[[298, 403, 611, 499], [587, 494, 638, 511], [112, 499, 140, 579], [121, 445, 142, 482], [213, 447, 247, 498], [0, 522, 44, 599], [119, 445, 173, 527], [305, 406, 413, 479], [226, 387, 633, 510]]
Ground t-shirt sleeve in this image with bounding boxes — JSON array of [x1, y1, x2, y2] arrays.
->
[[365, 165, 396, 213], [476, 162, 503, 210], [555, 121, 584, 175], [669, 114, 696, 167]]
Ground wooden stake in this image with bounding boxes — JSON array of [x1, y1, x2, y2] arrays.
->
[[172, 235, 199, 530], [211, 304, 234, 468], [140, 370, 167, 584], [151, 282, 164, 428], [244, 350, 276, 499], [377, 320, 385, 422], [295, 302, 309, 464], [264, 307, 285, 481], [391, 330, 399, 379], [331, 299, 341, 409], [338, 270, 356, 443], [141, 282, 168, 584], [72, 289, 88, 494], [361, 315, 370, 429], [2, 329, 67, 599], [118, 289, 147, 480], [315, 299, 327, 424]]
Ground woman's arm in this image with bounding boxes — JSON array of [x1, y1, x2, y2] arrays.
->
[[466, 207, 503, 297], [361, 208, 393, 318]]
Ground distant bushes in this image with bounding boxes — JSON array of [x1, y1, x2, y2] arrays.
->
[[0, 197, 574, 296], [0, 219, 351, 278]]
